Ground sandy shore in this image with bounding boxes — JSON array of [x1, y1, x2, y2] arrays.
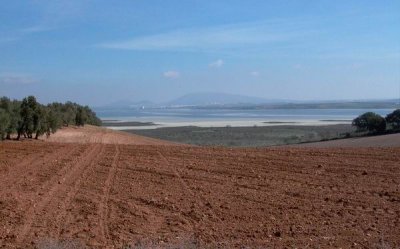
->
[[105, 119, 351, 130]]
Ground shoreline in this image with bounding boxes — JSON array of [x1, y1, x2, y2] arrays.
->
[[103, 119, 352, 130]]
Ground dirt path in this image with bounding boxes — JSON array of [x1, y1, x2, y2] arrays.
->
[[293, 133, 400, 148]]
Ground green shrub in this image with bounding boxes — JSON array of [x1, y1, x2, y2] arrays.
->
[[386, 109, 400, 130], [352, 112, 386, 132]]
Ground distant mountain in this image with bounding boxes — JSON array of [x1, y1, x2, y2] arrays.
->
[[196, 99, 399, 110], [166, 92, 280, 106], [98, 95, 399, 110]]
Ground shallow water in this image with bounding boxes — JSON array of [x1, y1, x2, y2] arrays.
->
[[96, 108, 394, 130]]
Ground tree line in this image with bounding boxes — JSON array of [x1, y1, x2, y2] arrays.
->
[[0, 96, 101, 140], [352, 109, 400, 133]]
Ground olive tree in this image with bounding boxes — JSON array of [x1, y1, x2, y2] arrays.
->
[[0, 109, 10, 140], [18, 96, 40, 139], [386, 109, 400, 130], [352, 112, 386, 133], [0, 95, 101, 141]]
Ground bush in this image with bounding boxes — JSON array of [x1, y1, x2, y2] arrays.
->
[[386, 109, 400, 130], [352, 112, 386, 133]]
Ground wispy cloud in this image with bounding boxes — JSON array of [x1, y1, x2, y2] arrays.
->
[[21, 25, 57, 34], [0, 37, 18, 44], [163, 71, 180, 79], [0, 0, 85, 45], [250, 71, 260, 77], [293, 64, 303, 69], [97, 19, 311, 52], [0, 25, 58, 45], [0, 73, 39, 85], [348, 63, 363, 69], [209, 59, 224, 68]]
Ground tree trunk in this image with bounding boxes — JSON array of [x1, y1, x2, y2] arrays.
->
[[35, 131, 39, 139], [6, 133, 11, 140], [16, 132, 20, 140]]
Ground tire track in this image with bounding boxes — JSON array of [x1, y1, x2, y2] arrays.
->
[[157, 152, 197, 198], [15, 143, 102, 246], [157, 151, 223, 223], [55, 144, 106, 236], [0, 144, 86, 248], [104, 151, 169, 243], [98, 144, 120, 246]]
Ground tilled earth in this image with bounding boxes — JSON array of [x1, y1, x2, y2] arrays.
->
[[0, 141, 399, 248]]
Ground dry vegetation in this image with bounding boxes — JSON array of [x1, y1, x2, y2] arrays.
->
[[127, 124, 354, 147]]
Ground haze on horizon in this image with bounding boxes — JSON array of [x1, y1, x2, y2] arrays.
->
[[1, 0, 399, 106]]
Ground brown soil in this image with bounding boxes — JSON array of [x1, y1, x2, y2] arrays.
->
[[0, 128, 399, 248], [294, 133, 400, 148]]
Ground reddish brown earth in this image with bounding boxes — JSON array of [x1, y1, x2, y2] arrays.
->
[[43, 125, 179, 146], [294, 133, 400, 148], [0, 127, 399, 248]]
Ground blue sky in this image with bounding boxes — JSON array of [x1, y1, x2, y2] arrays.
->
[[0, 0, 399, 106]]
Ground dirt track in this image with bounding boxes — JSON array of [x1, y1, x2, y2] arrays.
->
[[1, 135, 399, 248], [295, 133, 400, 148]]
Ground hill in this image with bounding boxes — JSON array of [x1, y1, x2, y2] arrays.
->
[[43, 125, 180, 146]]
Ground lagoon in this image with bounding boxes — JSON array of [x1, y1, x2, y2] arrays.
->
[[96, 108, 394, 130]]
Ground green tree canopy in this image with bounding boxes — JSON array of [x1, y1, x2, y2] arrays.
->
[[352, 112, 386, 133], [0, 109, 10, 140], [386, 109, 400, 130], [0, 95, 102, 140]]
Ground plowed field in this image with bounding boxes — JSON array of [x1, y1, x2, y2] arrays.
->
[[0, 130, 399, 248]]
